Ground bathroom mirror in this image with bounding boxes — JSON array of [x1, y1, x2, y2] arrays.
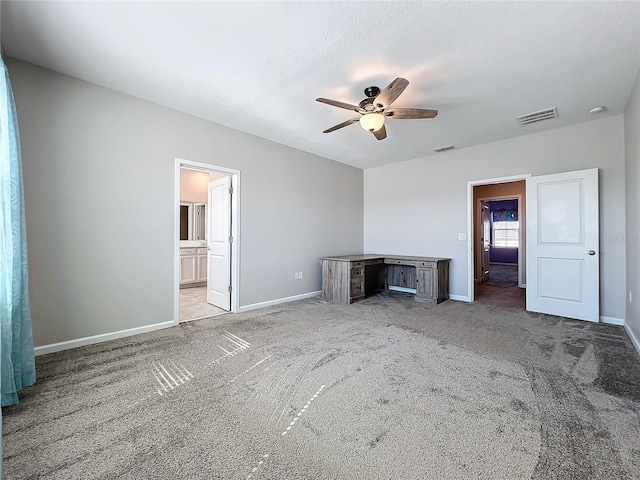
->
[[180, 203, 193, 241], [180, 203, 207, 241], [193, 203, 207, 241]]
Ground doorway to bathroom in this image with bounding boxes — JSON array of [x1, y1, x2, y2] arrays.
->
[[174, 158, 240, 323]]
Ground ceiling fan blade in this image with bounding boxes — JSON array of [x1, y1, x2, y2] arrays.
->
[[372, 124, 387, 140], [374, 78, 409, 109], [316, 98, 360, 112], [385, 108, 438, 119], [322, 118, 360, 133]]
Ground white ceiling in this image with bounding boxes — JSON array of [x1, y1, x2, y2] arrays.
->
[[2, 1, 639, 169]]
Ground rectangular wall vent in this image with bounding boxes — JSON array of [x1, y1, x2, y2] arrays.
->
[[516, 107, 558, 126], [433, 144, 455, 153]]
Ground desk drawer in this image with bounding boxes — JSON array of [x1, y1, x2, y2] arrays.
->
[[350, 280, 363, 297], [416, 261, 435, 268], [351, 261, 364, 268], [351, 267, 364, 278], [364, 258, 384, 265], [180, 248, 197, 256], [384, 258, 415, 266]]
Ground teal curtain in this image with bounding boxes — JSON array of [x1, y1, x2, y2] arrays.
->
[[0, 57, 36, 419]]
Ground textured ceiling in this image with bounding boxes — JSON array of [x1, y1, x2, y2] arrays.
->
[[2, 1, 639, 169]]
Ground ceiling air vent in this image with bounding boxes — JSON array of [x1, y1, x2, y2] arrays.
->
[[433, 144, 455, 153], [516, 107, 558, 126]]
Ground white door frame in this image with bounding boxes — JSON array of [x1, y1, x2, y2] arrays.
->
[[174, 158, 241, 324], [467, 174, 530, 302], [475, 193, 525, 288]]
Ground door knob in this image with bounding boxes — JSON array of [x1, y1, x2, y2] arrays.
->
[[581, 250, 596, 255]]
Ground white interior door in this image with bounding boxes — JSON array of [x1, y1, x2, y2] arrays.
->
[[526, 168, 599, 322], [481, 201, 491, 283], [207, 176, 231, 310]]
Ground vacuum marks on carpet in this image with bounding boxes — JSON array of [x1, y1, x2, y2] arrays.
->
[[208, 330, 252, 365], [126, 330, 252, 408], [152, 361, 194, 396]]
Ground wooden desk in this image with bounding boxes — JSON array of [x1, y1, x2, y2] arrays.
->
[[321, 254, 450, 305]]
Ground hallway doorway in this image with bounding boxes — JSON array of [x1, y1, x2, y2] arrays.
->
[[467, 175, 528, 305]]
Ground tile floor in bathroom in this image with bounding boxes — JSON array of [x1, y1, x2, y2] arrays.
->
[[179, 285, 228, 322]]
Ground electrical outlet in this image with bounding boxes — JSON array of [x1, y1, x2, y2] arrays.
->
[[294, 272, 299, 279], [630, 291, 633, 303], [299, 271, 303, 279], [458, 233, 467, 241]]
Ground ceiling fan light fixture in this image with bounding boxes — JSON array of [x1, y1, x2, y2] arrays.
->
[[359, 113, 385, 132], [317, 77, 437, 139]]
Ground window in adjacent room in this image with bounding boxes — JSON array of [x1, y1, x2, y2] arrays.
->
[[492, 219, 519, 247], [491, 204, 519, 248]]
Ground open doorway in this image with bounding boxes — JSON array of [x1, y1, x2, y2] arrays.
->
[[467, 169, 601, 322], [476, 197, 521, 294], [468, 176, 528, 306], [174, 158, 240, 324]]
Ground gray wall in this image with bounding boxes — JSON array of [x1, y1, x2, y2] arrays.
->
[[8, 58, 364, 347], [365, 115, 627, 321], [625, 68, 640, 350]]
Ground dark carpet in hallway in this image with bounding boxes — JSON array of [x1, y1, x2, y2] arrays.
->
[[485, 263, 519, 287]]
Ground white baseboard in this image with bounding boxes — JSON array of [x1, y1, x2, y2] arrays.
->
[[238, 291, 321, 313], [448, 294, 470, 302], [34, 320, 175, 356], [600, 316, 624, 326], [625, 323, 640, 356]]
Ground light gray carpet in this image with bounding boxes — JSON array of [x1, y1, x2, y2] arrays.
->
[[3, 289, 640, 479]]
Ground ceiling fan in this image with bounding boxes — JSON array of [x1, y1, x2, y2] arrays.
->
[[316, 78, 438, 140]]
